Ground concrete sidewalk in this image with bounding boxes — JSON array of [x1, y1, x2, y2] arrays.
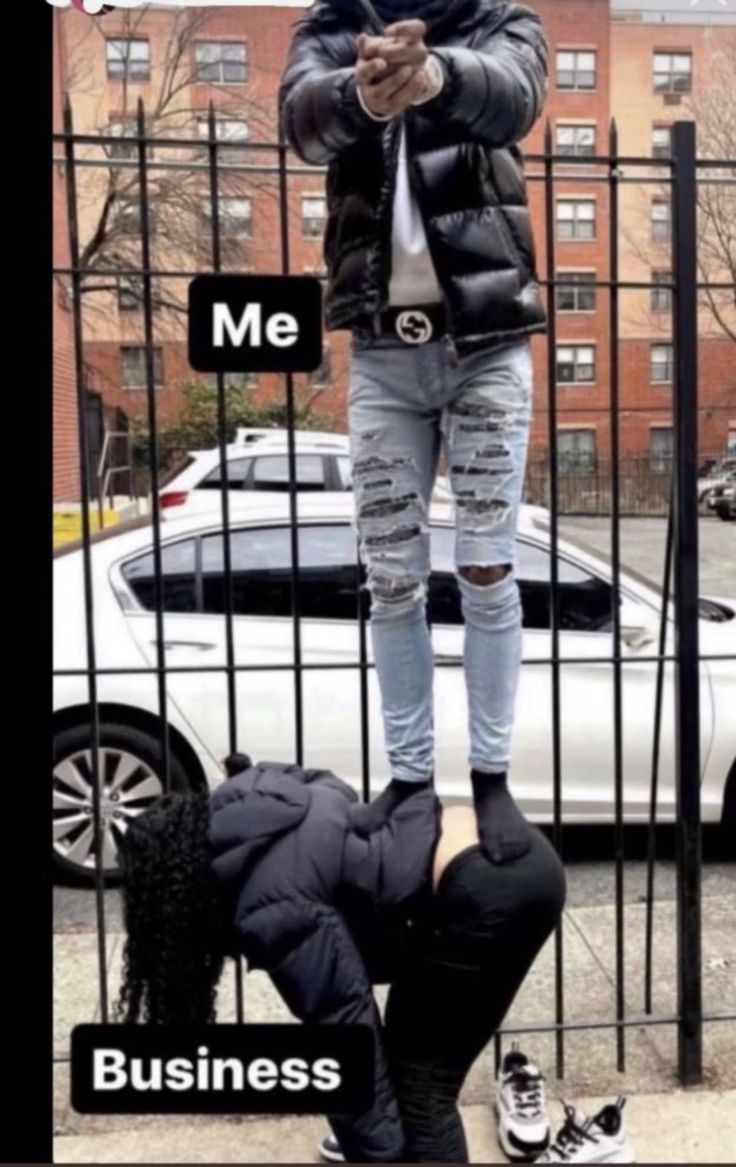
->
[[54, 895, 736, 1163], [54, 1093, 736, 1163]]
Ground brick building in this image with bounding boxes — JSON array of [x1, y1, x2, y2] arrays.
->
[[53, 0, 736, 484], [53, 6, 80, 503]]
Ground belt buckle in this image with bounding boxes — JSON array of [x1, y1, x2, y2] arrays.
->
[[395, 309, 433, 345]]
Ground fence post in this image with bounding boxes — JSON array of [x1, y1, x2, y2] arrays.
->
[[671, 119, 703, 1087]]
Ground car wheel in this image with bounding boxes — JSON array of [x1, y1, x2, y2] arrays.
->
[[52, 722, 193, 882]]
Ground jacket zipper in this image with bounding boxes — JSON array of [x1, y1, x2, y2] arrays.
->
[[368, 116, 404, 333]]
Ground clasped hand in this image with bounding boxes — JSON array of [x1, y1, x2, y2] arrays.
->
[[355, 19, 432, 117]]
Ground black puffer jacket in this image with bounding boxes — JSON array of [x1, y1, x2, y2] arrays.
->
[[279, 0, 548, 352], [209, 759, 440, 1164]]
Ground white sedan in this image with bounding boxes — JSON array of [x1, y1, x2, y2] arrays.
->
[[159, 434, 452, 516], [53, 497, 736, 878]]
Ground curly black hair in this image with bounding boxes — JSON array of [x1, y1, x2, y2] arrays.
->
[[116, 790, 229, 1025]]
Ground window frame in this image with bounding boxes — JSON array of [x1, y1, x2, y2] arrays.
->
[[556, 48, 597, 92], [650, 342, 674, 384], [120, 344, 164, 390], [556, 198, 596, 242], [194, 40, 248, 86], [556, 271, 597, 313], [556, 343, 597, 386], [653, 51, 692, 95], [555, 123, 597, 159], [106, 38, 150, 82]]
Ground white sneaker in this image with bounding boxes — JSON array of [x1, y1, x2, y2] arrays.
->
[[537, 1098, 635, 1163], [495, 1043, 551, 1162], [317, 1132, 345, 1163]]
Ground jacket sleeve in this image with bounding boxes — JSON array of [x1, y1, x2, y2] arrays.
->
[[421, 2, 548, 148], [240, 899, 405, 1164], [278, 16, 389, 165]]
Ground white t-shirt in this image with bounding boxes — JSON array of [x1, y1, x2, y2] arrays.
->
[[356, 55, 445, 306]]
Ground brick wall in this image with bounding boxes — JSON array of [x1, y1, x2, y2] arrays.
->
[[53, 8, 80, 503]]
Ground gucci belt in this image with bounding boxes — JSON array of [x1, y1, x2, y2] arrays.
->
[[375, 303, 448, 345]]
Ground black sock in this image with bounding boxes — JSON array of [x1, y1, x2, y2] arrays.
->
[[351, 777, 431, 836], [471, 768, 532, 864]]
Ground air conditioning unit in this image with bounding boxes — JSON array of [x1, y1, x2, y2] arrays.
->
[[664, 94, 682, 106]]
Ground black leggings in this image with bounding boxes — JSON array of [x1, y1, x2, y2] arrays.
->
[[384, 828, 566, 1163]]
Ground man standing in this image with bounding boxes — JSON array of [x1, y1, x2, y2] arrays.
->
[[279, 0, 548, 864]]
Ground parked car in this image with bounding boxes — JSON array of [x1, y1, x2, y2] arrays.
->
[[713, 476, 736, 522], [158, 436, 452, 516], [698, 457, 736, 507], [53, 497, 736, 879]]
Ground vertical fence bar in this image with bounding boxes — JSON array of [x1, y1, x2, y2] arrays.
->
[[644, 484, 674, 1014], [277, 141, 305, 766], [62, 98, 109, 1020], [206, 104, 245, 1023], [543, 120, 565, 1079], [670, 119, 703, 1087], [608, 119, 626, 1073], [136, 101, 171, 795], [206, 103, 239, 757]]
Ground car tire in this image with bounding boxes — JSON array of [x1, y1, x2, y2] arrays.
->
[[53, 722, 194, 883]]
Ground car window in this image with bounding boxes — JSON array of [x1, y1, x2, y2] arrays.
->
[[251, 454, 326, 492], [427, 527, 612, 631], [199, 458, 252, 490], [200, 524, 360, 619], [122, 539, 197, 612]]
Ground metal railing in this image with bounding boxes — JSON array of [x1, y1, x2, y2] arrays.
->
[[52, 104, 736, 1088]]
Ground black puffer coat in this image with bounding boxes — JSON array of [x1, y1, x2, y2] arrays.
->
[[278, 0, 548, 352], [209, 760, 441, 1164]]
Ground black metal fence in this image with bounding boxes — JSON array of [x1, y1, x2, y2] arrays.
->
[[53, 106, 735, 1089]]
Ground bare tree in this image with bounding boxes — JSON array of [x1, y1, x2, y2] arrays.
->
[[690, 39, 736, 344], [61, 5, 308, 329], [621, 36, 736, 343]]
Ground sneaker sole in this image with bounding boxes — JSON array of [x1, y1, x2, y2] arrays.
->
[[494, 1102, 550, 1164], [318, 1144, 345, 1164]]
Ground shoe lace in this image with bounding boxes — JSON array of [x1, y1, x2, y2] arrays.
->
[[509, 1069, 544, 1117], [546, 1103, 598, 1161]]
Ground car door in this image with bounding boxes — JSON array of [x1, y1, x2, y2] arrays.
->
[[426, 527, 714, 820], [120, 521, 380, 787]]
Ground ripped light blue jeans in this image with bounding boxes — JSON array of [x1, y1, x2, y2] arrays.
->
[[348, 331, 533, 782]]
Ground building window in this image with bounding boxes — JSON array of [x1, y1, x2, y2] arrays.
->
[[557, 428, 597, 472], [117, 275, 161, 312], [302, 196, 327, 239], [196, 116, 249, 160], [195, 41, 247, 85], [556, 124, 596, 159], [556, 272, 596, 313], [556, 345, 596, 385], [651, 343, 673, 384], [651, 199, 671, 243], [653, 52, 692, 95], [106, 39, 150, 82], [556, 50, 596, 91], [203, 196, 252, 237], [651, 271, 672, 312], [121, 346, 163, 388], [649, 427, 673, 472], [311, 348, 331, 388], [557, 200, 595, 241], [652, 125, 672, 160]]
